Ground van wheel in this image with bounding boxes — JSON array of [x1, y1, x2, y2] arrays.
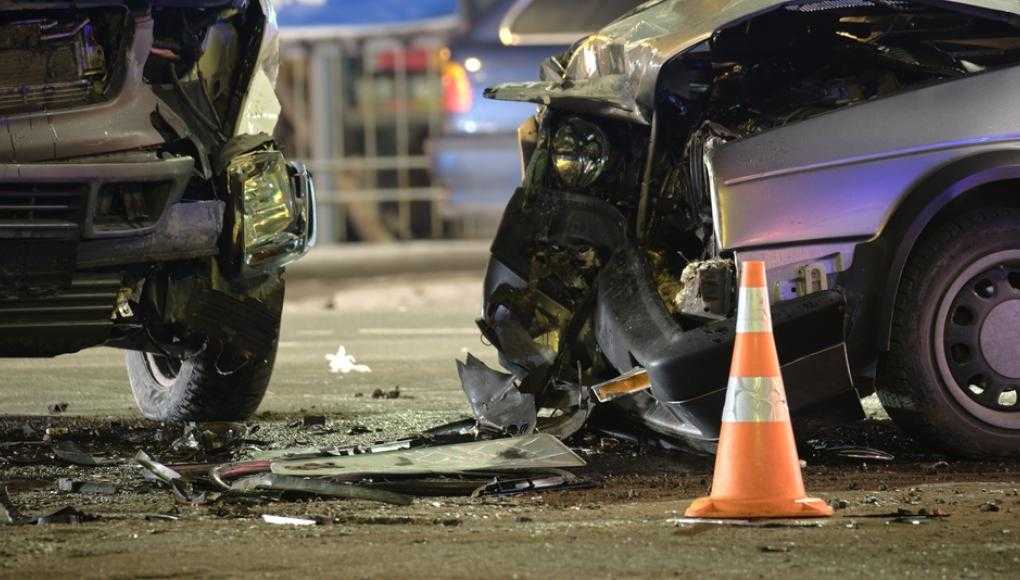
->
[[126, 339, 278, 422], [878, 206, 1020, 457]]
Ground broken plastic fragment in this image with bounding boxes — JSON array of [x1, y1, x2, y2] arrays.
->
[[457, 353, 536, 435], [270, 433, 585, 477], [261, 514, 319, 526], [325, 345, 372, 374]]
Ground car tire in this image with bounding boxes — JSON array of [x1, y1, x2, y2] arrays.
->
[[126, 278, 284, 422], [878, 206, 1020, 457]]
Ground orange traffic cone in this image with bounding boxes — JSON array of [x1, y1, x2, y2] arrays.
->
[[685, 261, 832, 519]]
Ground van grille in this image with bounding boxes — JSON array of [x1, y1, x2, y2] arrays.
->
[[0, 184, 87, 239]]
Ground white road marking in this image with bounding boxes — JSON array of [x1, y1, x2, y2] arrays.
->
[[357, 328, 478, 336], [296, 329, 334, 336]]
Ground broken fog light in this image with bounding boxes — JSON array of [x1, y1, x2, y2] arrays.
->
[[552, 117, 608, 189], [227, 151, 315, 276]]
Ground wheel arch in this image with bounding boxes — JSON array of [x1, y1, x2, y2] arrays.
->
[[867, 149, 1020, 352]]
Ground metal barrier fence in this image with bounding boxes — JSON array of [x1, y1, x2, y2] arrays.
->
[[276, 34, 450, 243]]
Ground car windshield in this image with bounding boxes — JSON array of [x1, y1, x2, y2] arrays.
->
[[507, 0, 647, 40]]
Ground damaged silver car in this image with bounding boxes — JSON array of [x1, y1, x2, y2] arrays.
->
[[0, 0, 314, 420], [482, 0, 1020, 457]]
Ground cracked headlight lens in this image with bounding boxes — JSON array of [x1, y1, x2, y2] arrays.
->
[[226, 150, 314, 275], [552, 117, 608, 189]]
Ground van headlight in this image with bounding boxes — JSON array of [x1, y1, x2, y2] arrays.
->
[[226, 150, 315, 276], [552, 117, 609, 189]]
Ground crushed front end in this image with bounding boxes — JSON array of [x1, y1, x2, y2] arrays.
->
[[0, 0, 313, 358], [478, 0, 1020, 449]]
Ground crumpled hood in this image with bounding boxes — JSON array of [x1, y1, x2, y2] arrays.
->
[[485, 0, 1020, 125]]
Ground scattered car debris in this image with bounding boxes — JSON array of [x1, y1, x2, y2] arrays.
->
[[52, 441, 121, 467], [47, 402, 69, 414], [306, 415, 329, 428], [372, 387, 401, 399], [457, 354, 536, 435], [57, 479, 118, 495], [0, 487, 20, 525], [35, 506, 96, 525], [805, 440, 895, 463], [261, 514, 321, 526], [170, 422, 248, 455], [472, 469, 592, 497], [271, 433, 585, 477], [229, 473, 412, 506], [760, 544, 793, 553], [325, 346, 372, 374], [135, 451, 204, 504], [980, 501, 1001, 513]]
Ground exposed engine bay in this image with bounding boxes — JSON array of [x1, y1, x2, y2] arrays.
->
[[0, 11, 118, 114], [476, 1, 1020, 450]]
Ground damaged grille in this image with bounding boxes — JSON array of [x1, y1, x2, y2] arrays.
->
[[0, 184, 86, 239], [0, 274, 120, 328], [0, 11, 121, 115]]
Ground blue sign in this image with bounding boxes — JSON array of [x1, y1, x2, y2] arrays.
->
[[276, 0, 462, 36]]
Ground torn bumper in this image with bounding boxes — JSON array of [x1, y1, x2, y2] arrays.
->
[[595, 245, 863, 441], [482, 188, 862, 446]]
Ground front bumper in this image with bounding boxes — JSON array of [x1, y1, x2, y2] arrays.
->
[[482, 187, 863, 443]]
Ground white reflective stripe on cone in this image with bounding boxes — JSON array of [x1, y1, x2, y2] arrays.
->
[[721, 376, 790, 423], [735, 287, 773, 334]]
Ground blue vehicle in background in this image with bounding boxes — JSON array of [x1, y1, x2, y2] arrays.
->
[[432, 0, 643, 235]]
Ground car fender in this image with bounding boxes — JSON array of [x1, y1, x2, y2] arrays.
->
[[849, 149, 1020, 353]]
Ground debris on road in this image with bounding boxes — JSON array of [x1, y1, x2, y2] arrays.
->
[[56, 479, 118, 495], [47, 402, 69, 414], [261, 514, 320, 526], [169, 422, 248, 455], [457, 354, 535, 435], [299, 415, 328, 429], [52, 441, 121, 467], [35, 506, 96, 525], [0, 487, 21, 525], [473, 469, 591, 497], [229, 473, 412, 506], [805, 440, 895, 463], [270, 433, 585, 477], [325, 345, 372, 374]]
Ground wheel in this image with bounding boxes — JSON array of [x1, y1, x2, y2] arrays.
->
[[126, 277, 284, 422], [126, 338, 279, 422], [878, 206, 1020, 457]]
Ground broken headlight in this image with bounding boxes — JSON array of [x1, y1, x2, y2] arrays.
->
[[552, 117, 609, 189], [226, 151, 315, 276]]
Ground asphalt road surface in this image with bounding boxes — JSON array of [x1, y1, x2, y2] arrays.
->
[[0, 275, 491, 424], [2, 274, 1020, 578]]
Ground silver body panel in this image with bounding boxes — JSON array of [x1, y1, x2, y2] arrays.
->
[[709, 65, 1020, 250]]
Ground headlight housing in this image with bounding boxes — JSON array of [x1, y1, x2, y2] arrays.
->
[[226, 150, 315, 276], [551, 117, 609, 189]]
